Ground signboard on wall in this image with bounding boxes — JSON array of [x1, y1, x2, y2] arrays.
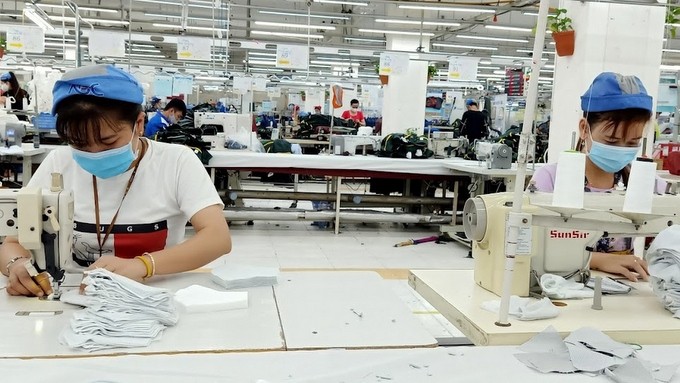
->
[[379, 52, 409, 76], [177, 36, 211, 61], [89, 30, 125, 57], [448, 56, 478, 81], [6, 26, 44, 53], [505, 69, 525, 97], [276, 44, 309, 70]]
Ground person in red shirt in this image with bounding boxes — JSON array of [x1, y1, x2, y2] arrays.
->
[[340, 99, 366, 126]]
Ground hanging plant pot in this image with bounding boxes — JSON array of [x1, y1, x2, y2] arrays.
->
[[379, 74, 389, 85], [0, 47, 4, 59], [552, 30, 575, 57]]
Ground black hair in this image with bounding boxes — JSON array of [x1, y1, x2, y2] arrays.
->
[[575, 108, 651, 152], [55, 95, 142, 148], [350, 99, 359, 105], [164, 98, 187, 116], [2, 72, 21, 95]]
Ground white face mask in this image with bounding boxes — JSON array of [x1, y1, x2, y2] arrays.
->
[[1, 84, 9, 92]]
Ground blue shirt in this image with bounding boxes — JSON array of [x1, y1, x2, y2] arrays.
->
[[145, 112, 170, 138]]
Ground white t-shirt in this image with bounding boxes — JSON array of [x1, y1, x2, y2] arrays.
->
[[28, 139, 223, 266]]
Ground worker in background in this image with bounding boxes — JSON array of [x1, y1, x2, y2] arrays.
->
[[460, 99, 488, 141], [314, 105, 322, 115], [0, 72, 30, 121], [0, 64, 231, 297], [531, 72, 666, 282], [147, 96, 162, 112], [341, 99, 366, 126], [144, 98, 187, 138]]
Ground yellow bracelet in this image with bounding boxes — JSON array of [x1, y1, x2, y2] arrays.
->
[[143, 252, 156, 278], [135, 255, 153, 279]]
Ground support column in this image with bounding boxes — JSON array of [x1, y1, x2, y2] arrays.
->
[[548, 0, 664, 161], [381, 35, 429, 136]]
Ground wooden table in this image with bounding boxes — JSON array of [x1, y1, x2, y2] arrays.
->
[[409, 269, 680, 346]]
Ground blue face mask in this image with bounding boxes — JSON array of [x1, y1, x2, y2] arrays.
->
[[587, 140, 640, 173], [71, 133, 137, 179]]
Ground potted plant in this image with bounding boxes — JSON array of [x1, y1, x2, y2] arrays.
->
[[375, 63, 389, 86], [667, 6, 680, 38], [547, 8, 575, 57], [0, 36, 6, 59], [427, 65, 438, 83], [300, 90, 306, 101]]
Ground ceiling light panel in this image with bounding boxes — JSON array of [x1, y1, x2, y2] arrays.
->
[[359, 28, 435, 37], [258, 10, 349, 20], [375, 19, 461, 27], [399, 5, 495, 13], [457, 35, 528, 43], [432, 43, 497, 51], [254, 21, 336, 30]]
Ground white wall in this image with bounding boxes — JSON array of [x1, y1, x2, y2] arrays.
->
[[548, 0, 665, 162]]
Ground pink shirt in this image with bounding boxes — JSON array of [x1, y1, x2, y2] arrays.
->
[[530, 163, 667, 252]]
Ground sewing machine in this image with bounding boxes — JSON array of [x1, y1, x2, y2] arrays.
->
[[475, 142, 512, 169], [194, 112, 252, 137], [0, 174, 74, 297], [330, 135, 382, 155], [463, 190, 680, 297], [430, 132, 467, 158]]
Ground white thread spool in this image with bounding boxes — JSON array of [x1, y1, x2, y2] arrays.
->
[[623, 159, 656, 214], [552, 151, 586, 208]]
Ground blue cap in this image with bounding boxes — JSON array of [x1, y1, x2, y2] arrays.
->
[[581, 72, 653, 113], [51, 64, 144, 115], [151, 96, 161, 103], [0, 73, 10, 81], [465, 98, 476, 106]]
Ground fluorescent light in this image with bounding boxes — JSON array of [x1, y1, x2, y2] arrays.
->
[[250, 68, 284, 73], [317, 56, 370, 62], [544, 64, 555, 69], [38, 4, 119, 13], [44, 42, 86, 48], [660, 64, 680, 71], [248, 52, 277, 57], [314, 0, 368, 6], [49, 16, 129, 25], [457, 34, 528, 43], [485, 25, 532, 33], [375, 18, 461, 27], [195, 76, 227, 81], [0, 12, 22, 17], [399, 5, 495, 13], [357, 73, 378, 78], [344, 37, 385, 43], [523, 11, 556, 16], [311, 60, 359, 66], [517, 49, 555, 55], [127, 53, 166, 58], [432, 43, 497, 51], [539, 68, 555, 73], [144, 12, 224, 22], [246, 60, 277, 66], [663, 48, 680, 53], [358, 28, 435, 37], [254, 21, 336, 30], [153, 23, 229, 32], [132, 48, 162, 53], [135, 0, 182, 5], [477, 74, 506, 78], [478, 66, 501, 70], [251, 30, 323, 39], [491, 54, 544, 60], [24, 6, 54, 31], [479, 59, 492, 64], [258, 10, 349, 20]]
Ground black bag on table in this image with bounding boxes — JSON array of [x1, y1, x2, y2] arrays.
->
[[153, 125, 213, 165], [377, 133, 433, 159]]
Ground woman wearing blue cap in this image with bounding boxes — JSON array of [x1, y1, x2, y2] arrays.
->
[[0, 65, 231, 297], [460, 98, 488, 141], [531, 72, 666, 282]]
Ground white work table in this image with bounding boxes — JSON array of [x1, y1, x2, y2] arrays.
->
[[1, 345, 679, 382], [0, 271, 436, 359], [409, 269, 680, 346], [1, 145, 46, 185]]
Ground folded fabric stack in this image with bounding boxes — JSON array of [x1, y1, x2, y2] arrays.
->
[[211, 263, 279, 289], [645, 225, 680, 319], [60, 268, 179, 352]]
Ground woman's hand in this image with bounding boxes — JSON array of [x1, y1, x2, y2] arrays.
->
[[6, 257, 51, 297], [590, 252, 649, 282], [87, 256, 147, 282]]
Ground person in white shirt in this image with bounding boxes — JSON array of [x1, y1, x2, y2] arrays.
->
[[0, 64, 231, 297]]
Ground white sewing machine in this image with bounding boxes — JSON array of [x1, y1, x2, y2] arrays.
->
[[475, 142, 513, 169], [0, 174, 74, 296], [463, 190, 680, 297], [430, 132, 467, 158], [330, 135, 382, 155], [194, 112, 251, 136]]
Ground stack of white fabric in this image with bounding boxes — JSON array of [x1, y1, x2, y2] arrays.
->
[[211, 263, 279, 289], [645, 225, 680, 318], [60, 268, 179, 352]]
